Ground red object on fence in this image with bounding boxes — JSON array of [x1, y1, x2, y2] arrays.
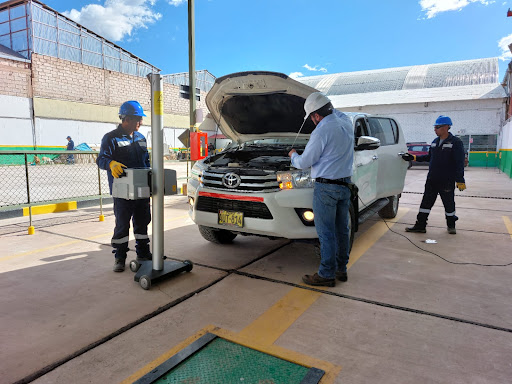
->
[[508, 8, 512, 17]]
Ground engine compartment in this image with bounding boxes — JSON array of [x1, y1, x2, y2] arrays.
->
[[205, 144, 305, 172]]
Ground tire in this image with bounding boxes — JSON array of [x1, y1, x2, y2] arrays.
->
[[378, 194, 399, 219], [198, 225, 237, 244], [313, 202, 355, 257], [408, 161, 412, 169]]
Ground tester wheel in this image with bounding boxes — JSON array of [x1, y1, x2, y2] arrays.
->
[[129, 260, 141, 272], [183, 259, 194, 272], [139, 275, 151, 290]]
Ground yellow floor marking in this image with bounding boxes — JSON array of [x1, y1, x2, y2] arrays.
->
[[503, 216, 512, 240], [0, 214, 189, 263], [347, 207, 409, 269], [239, 207, 410, 347], [238, 288, 322, 346], [122, 325, 341, 384]]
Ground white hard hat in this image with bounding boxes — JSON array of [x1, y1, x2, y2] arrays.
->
[[304, 92, 331, 119]]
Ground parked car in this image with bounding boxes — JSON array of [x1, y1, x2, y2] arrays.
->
[[406, 142, 430, 168], [187, 71, 408, 250]]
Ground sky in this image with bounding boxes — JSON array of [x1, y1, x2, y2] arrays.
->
[[42, 0, 512, 81]]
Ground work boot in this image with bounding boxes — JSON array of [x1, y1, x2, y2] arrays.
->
[[405, 222, 426, 233], [335, 271, 348, 282], [113, 259, 126, 272], [302, 273, 335, 287], [447, 227, 456, 235]]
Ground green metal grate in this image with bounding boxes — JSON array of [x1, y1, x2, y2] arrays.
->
[[135, 333, 324, 384]]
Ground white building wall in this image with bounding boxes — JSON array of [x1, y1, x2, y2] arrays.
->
[[340, 99, 505, 143], [0, 95, 33, 146], [499, 120, 512, 149]]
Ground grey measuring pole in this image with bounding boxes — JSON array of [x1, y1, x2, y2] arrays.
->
[[148, 73, 165, 271], [188, 0, 196, 131]]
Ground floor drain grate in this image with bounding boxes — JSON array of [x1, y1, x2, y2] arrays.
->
[[134, 333, 324, 384]]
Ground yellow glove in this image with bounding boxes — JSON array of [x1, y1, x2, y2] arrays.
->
[[456, 182, 466, 191], [109, 161, 127, 178]]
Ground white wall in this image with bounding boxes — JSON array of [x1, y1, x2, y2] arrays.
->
[[499, 120, 512, 149], [340, 99, 505, 143], [0, 95, 33, 146]]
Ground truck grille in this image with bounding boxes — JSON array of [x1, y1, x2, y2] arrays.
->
[[202, 170, 279, 192], [196, 196, 273, 219]]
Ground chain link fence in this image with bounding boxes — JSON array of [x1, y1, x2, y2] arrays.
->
[[0, 150, 109, 209]]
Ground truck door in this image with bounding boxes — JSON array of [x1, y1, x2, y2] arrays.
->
[[353, 117, 378, 207], [366, 117, 408, 199]]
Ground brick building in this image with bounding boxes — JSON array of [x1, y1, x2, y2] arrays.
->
[[0, 0, 211, 150]]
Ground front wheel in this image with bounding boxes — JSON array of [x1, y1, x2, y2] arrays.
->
[[378, 194, 399, 219], [198, 225, 237, 244]]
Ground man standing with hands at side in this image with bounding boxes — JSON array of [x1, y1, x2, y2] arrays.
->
[[288, 92, 354, 287], [401, 115, 466, 234], [97, 101, 152, 272]]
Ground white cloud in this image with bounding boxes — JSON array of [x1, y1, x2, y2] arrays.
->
[[168, 0, 187, 6], [419, 0, 493, 19], [289, 72, 304, 79], [498, 33, 512, 60], [303, 64, 327, 73], [63, 0, 161, 42]]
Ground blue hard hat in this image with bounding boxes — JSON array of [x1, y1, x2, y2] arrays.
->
[[434, 115, 452, 126], [119, 101, 146, 117]]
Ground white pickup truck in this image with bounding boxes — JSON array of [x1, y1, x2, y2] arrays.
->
[[187, 71, 408, 249]]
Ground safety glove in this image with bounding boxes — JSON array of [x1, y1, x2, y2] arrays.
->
[[456, 182, 466, 191], [109, 161, 127, 178], [401, 153, 416, 161]]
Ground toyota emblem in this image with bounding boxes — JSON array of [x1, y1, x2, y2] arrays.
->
[[222, 173, 241, 188]]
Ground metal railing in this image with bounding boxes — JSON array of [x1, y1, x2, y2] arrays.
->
[[0, 150, 108, 210], [0, 150, 193, 233]]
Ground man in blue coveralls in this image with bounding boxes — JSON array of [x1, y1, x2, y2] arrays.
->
[[97, 101, 152, 272], [288, 92, 354, 287], [401, 115, 466, 234], [66, 136, 74, 164]]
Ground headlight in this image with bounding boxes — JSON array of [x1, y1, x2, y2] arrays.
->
[[277, 170, 313, 190], [191, 162, 206, 183]]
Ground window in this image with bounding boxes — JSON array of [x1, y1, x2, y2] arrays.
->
[[367, 117, 398, 146], [354, 118, 369, 145]]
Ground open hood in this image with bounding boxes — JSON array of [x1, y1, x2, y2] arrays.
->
[[206, 71, 319, 144]]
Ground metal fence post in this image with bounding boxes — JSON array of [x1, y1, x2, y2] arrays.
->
[[97, 165, 104, 221], [24, 153, 35, 235]]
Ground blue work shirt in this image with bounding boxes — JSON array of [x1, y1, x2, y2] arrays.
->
[[291, 110, 354, 179], [66, 140, 74, 150], [96, 125, 150, 194]]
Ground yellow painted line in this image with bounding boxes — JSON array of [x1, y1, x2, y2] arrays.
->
[[121, 325, 341, 384], [503, 216, 512, 240], [0, 214, 189, 263], [239, 207, 410, 346], [239, 288, 322, 345], [347, 207, 409, 269], [23, 201, 77, 216]]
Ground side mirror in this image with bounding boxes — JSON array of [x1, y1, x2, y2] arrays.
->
[[355, 136, 380, 151]]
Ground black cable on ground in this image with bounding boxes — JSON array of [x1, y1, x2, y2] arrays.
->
[[361, 196, 512, 267]]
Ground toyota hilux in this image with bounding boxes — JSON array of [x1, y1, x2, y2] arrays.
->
[[187, 71, 408, 249]]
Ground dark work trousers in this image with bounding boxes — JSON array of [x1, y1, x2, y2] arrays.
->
[[111, 197, 151, 260], [417, 179, 457, 228]]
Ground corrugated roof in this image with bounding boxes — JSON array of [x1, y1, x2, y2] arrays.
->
[[0, 43, 30, 62], [298, 58, 500, 97], [328, 83, 506, 108]]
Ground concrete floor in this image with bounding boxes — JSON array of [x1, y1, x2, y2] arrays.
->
[[0, 167, 511, 384]]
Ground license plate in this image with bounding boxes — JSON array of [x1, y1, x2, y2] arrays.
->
[[218, 210, 244, 228]]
